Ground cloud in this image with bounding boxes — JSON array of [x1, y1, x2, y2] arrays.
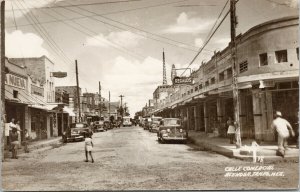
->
[[163, 12, 213, 34], [6, 30, 49, 58], [95, 56, 170, 115], [194, 38, 204, 47], [85, 31, 143, 48]]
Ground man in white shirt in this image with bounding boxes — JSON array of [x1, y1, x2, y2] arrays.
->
[[271, 111, 295, 157]]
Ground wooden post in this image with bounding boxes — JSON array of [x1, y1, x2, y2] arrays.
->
[[75, 60, 81, 122], [1, 0, 5, 161], [230, 0, 241, 148]]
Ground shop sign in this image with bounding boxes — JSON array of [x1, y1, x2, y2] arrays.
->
[[173, 77, 193, 85], [31, 84, 44, 96], [259, 80, 275, 88], [51, 72, 67, 78], [5, 74, 26, 90]]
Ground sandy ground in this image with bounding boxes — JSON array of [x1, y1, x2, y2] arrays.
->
[[2, 126, 299, 191]]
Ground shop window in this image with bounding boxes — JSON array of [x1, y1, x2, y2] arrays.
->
[[13, 90, 18, 99], [292, 81, 298, 88], [297, 48, 299, 60], [205, 81, 209, 87], [219, 71, 225, 81], [239, 61, 248, 73], [211, 77, 215, 84], [275, 50, 288, 63], [199, 84, 203, 90], [227, 68, 232, 78], [259, 53, 268, 66], [278, 82, 291, 89]]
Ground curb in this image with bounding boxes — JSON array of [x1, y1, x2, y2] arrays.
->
[[188, 136, 299, 163]]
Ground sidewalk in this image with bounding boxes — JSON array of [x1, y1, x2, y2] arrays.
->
[[188, 130, 299, 163], [3, 137, 63, 159]]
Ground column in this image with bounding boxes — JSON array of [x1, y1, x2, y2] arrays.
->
[[194, 105, 198, 131], [204, 102, 209, 133], [252, 89, 265, 141]]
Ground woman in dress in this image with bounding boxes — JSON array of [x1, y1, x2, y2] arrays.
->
[[84, 132, 94, 163]]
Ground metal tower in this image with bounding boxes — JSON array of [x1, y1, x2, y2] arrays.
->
[[171, 64, 177, 82], [163, 49, 167, 85]]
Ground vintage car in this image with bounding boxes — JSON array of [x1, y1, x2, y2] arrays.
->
[[157, 118, 187, 143], [123, 117, 132, 127], [63, 122, 92, 143], [103, 121, 111, 129], [149, 116, 162, 133], [93, 121, 106, 132], [144, 118, 152, 130]]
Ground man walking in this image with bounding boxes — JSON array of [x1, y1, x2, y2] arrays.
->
[[271, 111, 295, 157]]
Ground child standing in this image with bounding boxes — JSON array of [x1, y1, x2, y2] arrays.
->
[[84, 132, 94, 163]]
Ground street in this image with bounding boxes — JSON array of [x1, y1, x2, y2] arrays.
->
[[2, 126, 299, 191]]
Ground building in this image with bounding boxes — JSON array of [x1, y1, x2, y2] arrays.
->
[[151, 16, 299, 142], [4, 56, 60, 144]]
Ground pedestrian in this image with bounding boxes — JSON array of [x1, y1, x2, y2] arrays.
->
[[22, 129, 30, 153], [8, 118, 17, 151], [271, 111, 295, 157], [16, 120, 22, 149], [84, 132, 94, 163], [227, 117, 236, 144], [10, 128, 19, 159]]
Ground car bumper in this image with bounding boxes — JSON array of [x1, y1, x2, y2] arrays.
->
[[161, 136, 187, 141], [67, 135, 84, 141]]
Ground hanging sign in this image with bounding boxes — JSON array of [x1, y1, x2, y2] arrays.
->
[[173, 77, 193, 85], [51, 72, 67, 78]]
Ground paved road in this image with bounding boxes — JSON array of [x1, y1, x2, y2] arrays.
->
[[2, 126, 299, 190]]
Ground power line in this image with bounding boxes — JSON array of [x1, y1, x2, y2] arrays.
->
[[40, 4, 145, 60], [14, 0, 73, 67], [66, 5, 214, 53], [10, 2, 18, 30], [180, 0, 230, 76]]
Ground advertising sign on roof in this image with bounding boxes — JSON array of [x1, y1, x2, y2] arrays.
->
[[5, 74, 26, 90], [173, 76, 193, 85]]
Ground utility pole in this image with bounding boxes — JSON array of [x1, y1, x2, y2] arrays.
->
[[75, 60, 81, 122], [119, 95, 124, 125], [1, 0, 5, 161], [99, 81, 101, 119], [230, 0, 241, 148], [108, 91, 111, 118]]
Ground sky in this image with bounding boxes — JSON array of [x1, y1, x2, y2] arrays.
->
[[4, 0, 299, 116]]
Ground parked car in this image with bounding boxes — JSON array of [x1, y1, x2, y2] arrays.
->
[[93, 121, 106, 132], [149, 116, 162, 133], [157, 118, 187, 143], [103, 121, 111, 129], [63, 122, 92, 143], [144, 118, 151, 130], [123, 117, 132, 127], [139, 118, 145, 127]]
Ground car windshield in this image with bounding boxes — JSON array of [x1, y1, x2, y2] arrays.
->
[[70, 123, 88, 128], [163, 119, 181, 126]]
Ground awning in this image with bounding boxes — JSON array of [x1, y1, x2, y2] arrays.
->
[[63, 106, 76, 116], [5, 87, 32, 105], [29, 104, 48, 111]]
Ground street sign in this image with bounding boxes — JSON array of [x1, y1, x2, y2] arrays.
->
[[51, 72, 67, 78], [173, 76, 193, 85]]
